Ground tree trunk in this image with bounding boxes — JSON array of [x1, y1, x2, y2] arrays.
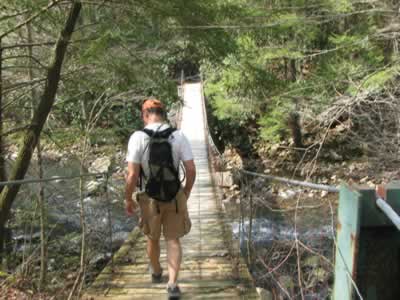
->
[[0, 38, 8, 267], [288, 111, 303, 148], [284, 58, 288, 81], [0, 40, 6, 185], [0, 1, 82, 261], [289, 59, 296, 82]]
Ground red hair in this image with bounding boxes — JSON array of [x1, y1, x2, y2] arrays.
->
[[142, 99, 164, 112]]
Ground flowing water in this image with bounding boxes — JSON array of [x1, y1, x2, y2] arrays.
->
[[222, 184, 336, 299], [9, 156, 136, 265]]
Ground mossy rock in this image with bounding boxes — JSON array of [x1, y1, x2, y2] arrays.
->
[[0, 270, 9, 278]]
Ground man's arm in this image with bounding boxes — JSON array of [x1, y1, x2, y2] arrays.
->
[[125, 162, 140, 215], [182, 160, 196, 198]]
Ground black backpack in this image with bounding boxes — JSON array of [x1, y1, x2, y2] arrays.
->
[[141, 127, 181, 202]]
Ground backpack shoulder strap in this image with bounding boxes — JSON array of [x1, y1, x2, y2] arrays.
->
[[141, 128, 154, 137], [157, 127, 177, 138], [142, 127, 177, 139], [138, 129, 154, 183]]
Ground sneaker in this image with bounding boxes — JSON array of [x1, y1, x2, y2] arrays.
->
[[167, 284, 181, 299], [150, 266, 163, 283]]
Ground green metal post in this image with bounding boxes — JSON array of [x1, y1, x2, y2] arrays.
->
[[333, 184, 361, 300]]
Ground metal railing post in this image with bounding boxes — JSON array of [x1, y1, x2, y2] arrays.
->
[[247, 181, 253, 267], [104, 173, 114, 271]]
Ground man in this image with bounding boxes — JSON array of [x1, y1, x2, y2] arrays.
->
[[125, 98, 196, 299]]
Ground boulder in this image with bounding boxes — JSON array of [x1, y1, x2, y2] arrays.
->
[[229, 184, 239, 191], [89, 157, 112, 173], [256, 287, 273, 300], [269, 143, 280, 156], [278, 189, 296, 200], [223, 147, 243, 169], [86, 180, 103, 194], [216, 171, 234, 187]]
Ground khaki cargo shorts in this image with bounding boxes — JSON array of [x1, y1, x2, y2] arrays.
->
[[136, 189, 191, 241]]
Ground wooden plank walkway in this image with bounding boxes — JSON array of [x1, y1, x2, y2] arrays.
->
[[84, 83, 258, 299]]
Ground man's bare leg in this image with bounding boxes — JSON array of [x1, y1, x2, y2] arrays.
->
[[147, 238, 162, 274], [166, 238, 182, 284]]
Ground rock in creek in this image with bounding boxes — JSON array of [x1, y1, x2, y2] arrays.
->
[[86, 180, 104, 194], [89, 157, 113, 173], [277, 188, 297, 200], [13, 232, 41, 242], [256, 287, 273, 300], [90, 253, 112, 266], [216, 171, 234, 187]]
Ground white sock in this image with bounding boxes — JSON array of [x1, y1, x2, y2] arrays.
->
[[149, 264, 162, 274], [167, 283, 178, 289]]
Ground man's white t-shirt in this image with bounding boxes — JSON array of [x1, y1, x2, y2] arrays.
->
[[126, 122, 193, 178]]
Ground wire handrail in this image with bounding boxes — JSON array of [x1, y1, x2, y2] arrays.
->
[[0, 171, 108, 187], [239, 169, 339, 192]]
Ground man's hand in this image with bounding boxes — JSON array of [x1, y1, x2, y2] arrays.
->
[[125, 162, 140, 216], [183, 159, 196, 200], [183, 188, 191, 199], [125, 199, 136, 216]]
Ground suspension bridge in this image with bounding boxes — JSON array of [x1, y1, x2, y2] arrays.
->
[[81, 81, 400, 300], [2, 81, 400, 299], [0, 78, 400, 300]]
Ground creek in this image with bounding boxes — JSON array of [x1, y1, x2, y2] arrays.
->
[[222, 183, 336, 299], [8, 156, 136, 273]]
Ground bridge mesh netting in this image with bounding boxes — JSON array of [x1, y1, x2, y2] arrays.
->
[[207, 134, 338, 299]]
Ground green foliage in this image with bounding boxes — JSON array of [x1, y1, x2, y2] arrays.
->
[[2, 0, 398, 150], [259, 110, 288, 142], [1, 0, 241, 156], [0, 270, 8, 278], [258, 98, 294, 142], [206, 86, 252, 122], [329, 0, 353, 13], [202, 0, 396, 145], [362, 65, 400, 92], [42, 128, 81, 148]]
